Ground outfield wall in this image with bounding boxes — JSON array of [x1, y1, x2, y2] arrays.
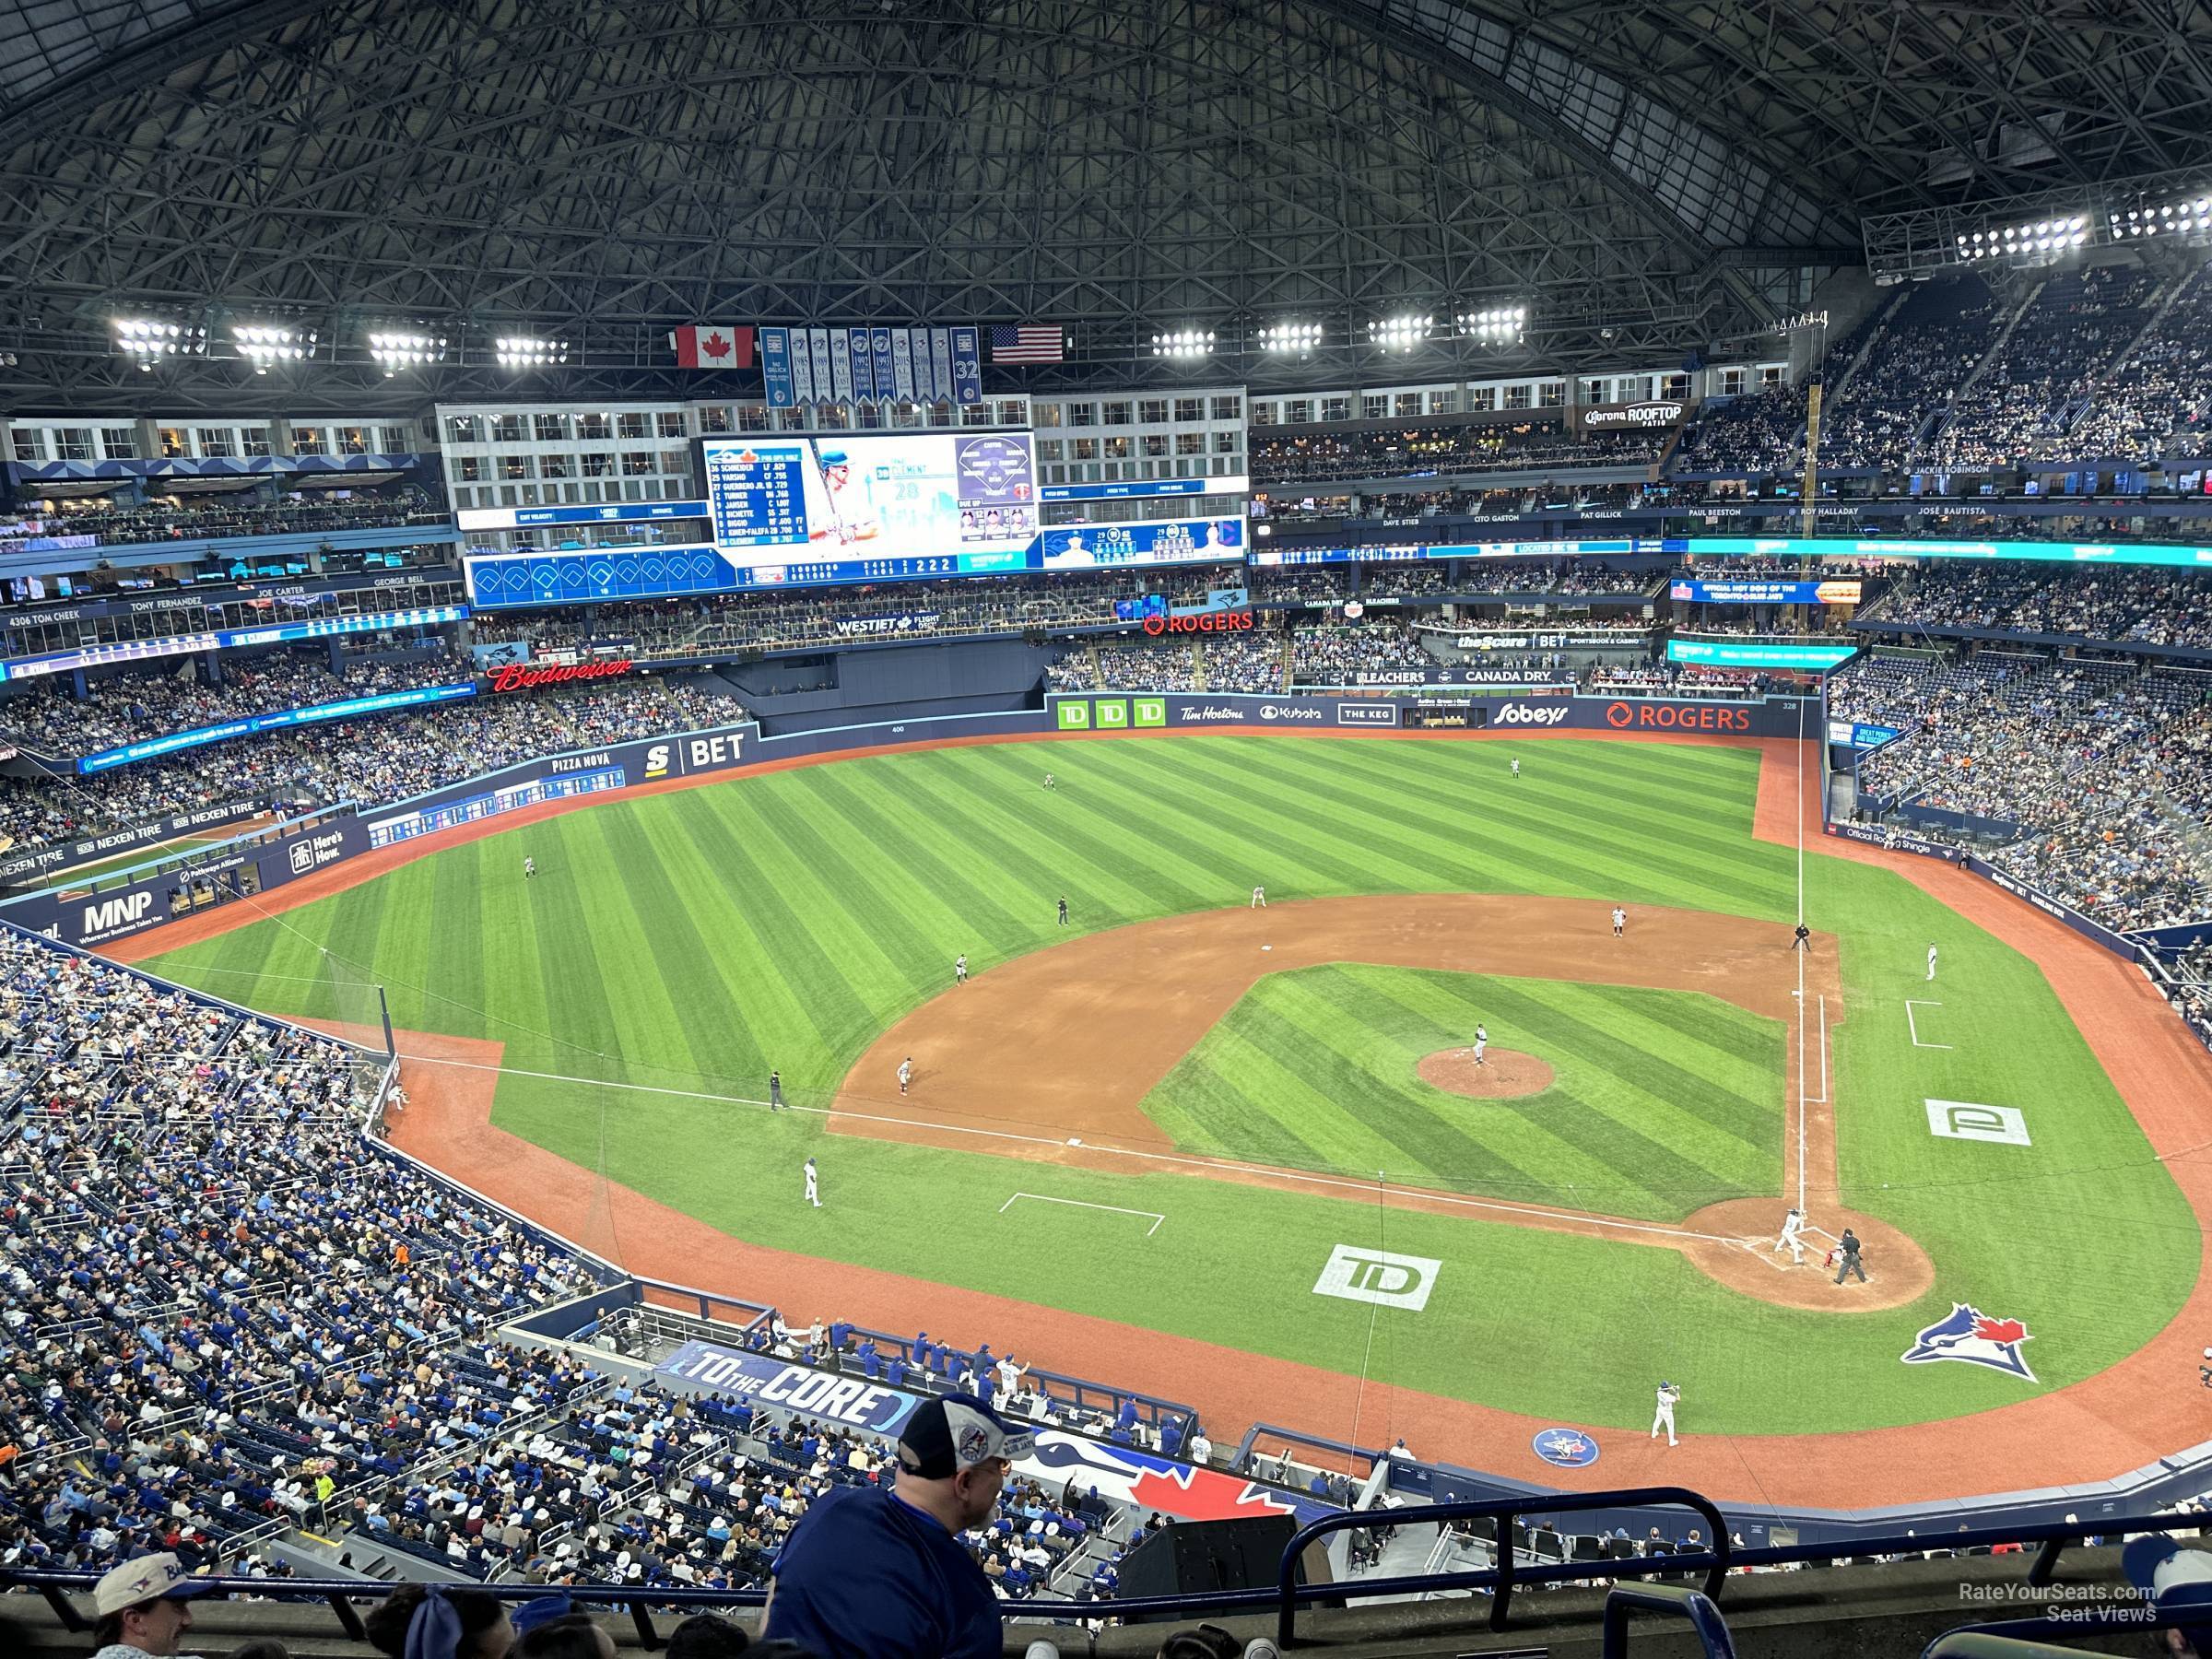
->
[[1048, 689, 1815, 735], [0, 798, 266, 886]]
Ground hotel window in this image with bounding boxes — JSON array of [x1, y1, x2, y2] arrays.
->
[[1140, 399, 1169, 424], [1211, 395, 1241, 420], [578, 413, 613, 441], [492, 415, 525, 442], [657, 412, 688, 438], [446, 415, 484, 443], [618, 413, 650, 439], [194, 429, 234, 458]]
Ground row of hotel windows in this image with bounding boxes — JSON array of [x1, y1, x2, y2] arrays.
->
[[1038, 432, 1241, 461], [444, 401, 1036, 443], [1034, 396, 1243, 428], [447, 450, 693, 483], [10, 424, 416, 462], [1253, 386, 1566, 424], [1040, 457, 1242, 485], [453, 477, 692, 509]]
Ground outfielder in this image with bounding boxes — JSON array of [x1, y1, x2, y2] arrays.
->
[[1611, 905, 1626, 938], [1926, 943, 1938, 982], [1057, 895, 1069, 927], [1511, 758, 1520, 778], [955, 953, 969, 986], [1042, 772, 1056, 790], [1652, 1381, 1681, 1447], [1773, 1206, 1806, 1265], [524, 856, 536, 880], [804, 1157, 820, 1208], [897, 1056, 912, 1096], [1252, 885, 1266, 909]]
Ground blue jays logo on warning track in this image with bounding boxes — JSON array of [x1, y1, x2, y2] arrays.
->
[[1900, 1302, 2036, 1382], [1531, 1428, 1600, 1468]]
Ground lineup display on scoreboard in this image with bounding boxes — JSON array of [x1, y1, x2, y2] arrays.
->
[[701, 433, 1040, 571]]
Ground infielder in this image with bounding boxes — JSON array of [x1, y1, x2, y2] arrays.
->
[[1042, 772, 1056, 790], [804, 1157, 820, 1208], [1251, 885, 1266, 909], [897, 1056, 912, 1096], [1926, 943, 1938, 982], [1773, 1206, 1806, 1265], [954, 953, 969, 986], [1471, 1031, 1488, 1067], [1652, 1381, 1681, 1447], [524, 856, 536, 880], [1057, 896, 1069, 927], [770, 1070, 784, 1111], [1611, 905, 1626, 938]]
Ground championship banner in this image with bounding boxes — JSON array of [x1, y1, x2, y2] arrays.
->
[[761, 328, 795, 407], [891, 330, 915, 402], [931, 328, 955, 405], [951, 326, 982, 406], [849, 327, 876, 401], [872, 328, 895, 400], [800, 329, 827, 406], [912, 329, 936, 402], [831, 330, 854, 404], [808, 328, 834, 404]]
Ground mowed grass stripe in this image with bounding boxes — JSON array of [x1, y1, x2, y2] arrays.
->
[[1145, 1021, 1376, 1174], [1524, 978, 1782, 1124], [883, 748, 1178, 920], [535, 809, 652, 1074], [1247, 967, 1626, 1201], [1575, 981, 1781, 1072], [429, 841, 489, 1036], [953, 744, 1242, 910], [792, 764, 1039, 945]]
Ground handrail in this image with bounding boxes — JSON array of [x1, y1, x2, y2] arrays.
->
[[1924, 1607, 2205, 1659], [1274, 1487, 1730, 1647], [1603, 1583, 1735, 1659]]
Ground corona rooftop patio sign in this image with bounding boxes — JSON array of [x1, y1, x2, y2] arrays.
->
[[485, 658, 635, 693]]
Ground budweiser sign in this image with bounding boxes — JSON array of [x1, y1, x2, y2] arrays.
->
[[486, 658, 635, 693]]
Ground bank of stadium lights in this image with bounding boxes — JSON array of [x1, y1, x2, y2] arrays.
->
[[1456, 306, 1526, 343], [1151, 328, 1215, 359], [1956, 215, 2088, 261], [1367, 313, 1433, 351], [1259, 322, 1324, 355], [496, 335, 569, 369], [2110, 196, 2212, 240], [231, 324, 315, 372], [369, 330, 448, 375], [112, 318, 206, 370]]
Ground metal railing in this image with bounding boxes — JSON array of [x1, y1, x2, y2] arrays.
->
[[1604, 1583, 1735, 1659]]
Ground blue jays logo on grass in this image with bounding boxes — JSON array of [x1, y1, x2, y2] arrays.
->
[[1531, 1429, 1600, 1468], [1900, 1302, 2036, 1382]]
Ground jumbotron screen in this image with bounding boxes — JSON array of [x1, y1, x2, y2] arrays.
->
[[700, 432, 1038, 582]]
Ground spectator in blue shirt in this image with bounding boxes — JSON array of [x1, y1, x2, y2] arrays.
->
[[765, 1392, 1036, 1659]]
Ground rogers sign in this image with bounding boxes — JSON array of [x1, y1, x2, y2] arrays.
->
[[1142, 609, 1253, 637], [486, 658, 635, 693], [1604, 700, 1753, 732]]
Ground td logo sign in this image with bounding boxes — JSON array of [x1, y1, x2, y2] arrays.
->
[[1313, 1244, 1441, 1311]]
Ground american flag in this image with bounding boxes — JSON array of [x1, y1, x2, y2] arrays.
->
[[990, 324, 1065, 363]]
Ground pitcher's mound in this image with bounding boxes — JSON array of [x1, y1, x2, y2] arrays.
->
[[1418, 1047, 1554, 1100]]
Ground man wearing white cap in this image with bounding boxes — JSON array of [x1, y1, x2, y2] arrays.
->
[[89, 1552, 216, 1659], [2126, 1535, 2212, 1656], [765, 1391, 1035, 1659]]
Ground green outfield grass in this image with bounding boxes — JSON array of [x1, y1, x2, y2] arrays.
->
[[141, 735, 2200, 1434]]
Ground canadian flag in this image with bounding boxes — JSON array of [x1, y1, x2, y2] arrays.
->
[[669, 324, 754, 370]]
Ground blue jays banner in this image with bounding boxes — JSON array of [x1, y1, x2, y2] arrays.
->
[[912, 329, 936, 402], [849, 328, 875, 401], [952, 326, 982, 406], [932, 328, 955, 404], [892, 330, 915, 401], [808, 328, 834, 403], [789, 329, 817, 405], [872, 328, 895, 399], [1014, 1429, 1336, 1525], [658, 1340, 923, 1434], [761, 328, 795, 407], [832, 330, 855, 403]]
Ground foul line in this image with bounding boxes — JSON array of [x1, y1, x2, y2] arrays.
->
[[390, 1051, 1742, 1246], [1905, 1000, 1953, 1050], [1000, 1192, 1164, 1236]]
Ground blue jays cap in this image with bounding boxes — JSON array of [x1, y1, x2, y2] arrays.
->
[[93, 1553, 217, 1617], [512, 1594, 574, 1635], [897, 1391, 1035, 1479], [2125, 1536, 2212, 1649]]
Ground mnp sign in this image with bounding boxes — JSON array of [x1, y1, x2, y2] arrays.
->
[[1313, 1244, 1441, 1311]]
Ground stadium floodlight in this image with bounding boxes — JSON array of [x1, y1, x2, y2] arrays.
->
[[368, 329, 448, 375], [113, 317, 206, 370], [231, 323, 315, 373], [496, 335, 570, 368], [1150, 328, 1215, 359], [1368, 312, 1433, 350], [1258, 321, 1324, 354], [1454, 305, 1527, 343], [2112, 194, 2212, 239]]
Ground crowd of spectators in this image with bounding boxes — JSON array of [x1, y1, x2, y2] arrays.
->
[[34, 485, 447, 546], [1816, 283, 2005, 472], [1676, 386, 1803, 474], [1202, 633, 1286, 693], [0, 675, 741, 852], [2063, 259, 2212, 462], [1932, 266, 2159, 470], [1252, 421, 1664, 487], [0, 648, 465, 758], [1873, 564, 2212, 649], [1289, 624, 1435, 682], [0, 932, 605, 1574], [1838, 650, 2212, 929]]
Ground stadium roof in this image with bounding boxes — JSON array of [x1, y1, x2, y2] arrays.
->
[[2, 0, 2207, 407]]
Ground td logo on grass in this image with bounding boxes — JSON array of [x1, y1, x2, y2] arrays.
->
[[1313, 1244, 1442, 1311]]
